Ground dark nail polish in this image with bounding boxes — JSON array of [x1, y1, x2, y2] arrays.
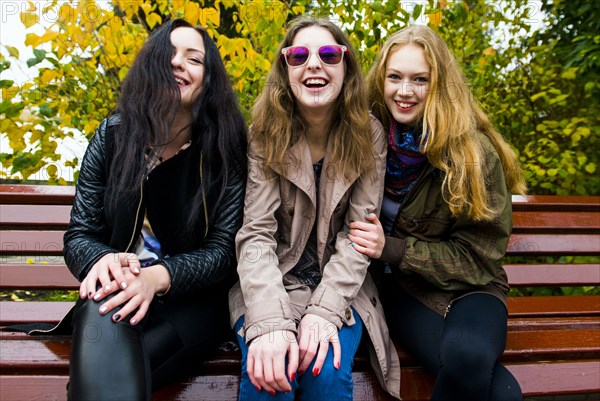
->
[[113, 314, 121, 322], [88, 292, 93, 297]]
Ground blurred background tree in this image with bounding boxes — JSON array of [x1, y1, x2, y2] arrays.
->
[[1, 0, 598, 195]]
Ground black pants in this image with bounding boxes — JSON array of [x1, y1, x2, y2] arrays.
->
[[67, 289, 230, 401], [381, 282, 523, 401]]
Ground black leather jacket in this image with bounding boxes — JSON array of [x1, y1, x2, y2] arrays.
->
[[64, 116, 245, 299]]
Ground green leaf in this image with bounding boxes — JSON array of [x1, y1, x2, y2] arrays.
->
[[6, 45, 19, 59], [585, 163, 597, 174], [412, 4, 423, 20], [33, 49, 46, 60], [0, 80, 14, 89]]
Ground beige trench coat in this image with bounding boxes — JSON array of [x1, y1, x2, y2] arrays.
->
[[229, 116, 401, 399]]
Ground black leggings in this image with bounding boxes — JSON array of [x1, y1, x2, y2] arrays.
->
[[67, 290, 230, 401], [381, 283, 523, 401]]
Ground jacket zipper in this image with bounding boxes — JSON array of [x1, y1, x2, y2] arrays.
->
[[125, 179, 145, 252]]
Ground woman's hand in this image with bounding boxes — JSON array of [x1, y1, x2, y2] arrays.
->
[[297, 313, 341, 376], [79, 253, 141, 300], [349, 213, 385, 259], [94, 264, 170, 325], [247, 330, 298, 395]]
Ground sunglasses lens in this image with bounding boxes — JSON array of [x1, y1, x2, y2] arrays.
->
[[318, 46, 343, 65], [286, 47, 310, 66]]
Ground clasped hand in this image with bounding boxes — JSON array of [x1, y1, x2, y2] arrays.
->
[[79, 253, 168, 325], [349, 213, 385, 259], [246, 314, 341, 395]]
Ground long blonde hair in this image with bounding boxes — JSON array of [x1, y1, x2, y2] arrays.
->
[[251, 16, 374, 181], [366, 25, 526, 221]]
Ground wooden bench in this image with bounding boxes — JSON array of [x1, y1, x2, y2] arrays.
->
[[1, 183, 599, 400]]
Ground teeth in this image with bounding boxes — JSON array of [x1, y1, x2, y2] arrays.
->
[[398, 102, 413, 108], [175, 77, 185, 85], [305, 78, 326, 85]]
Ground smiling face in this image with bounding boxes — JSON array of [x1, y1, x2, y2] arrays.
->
[[286, 26, 345, 115], [384, 44, 430, 127], [170, 27, 205, 111]]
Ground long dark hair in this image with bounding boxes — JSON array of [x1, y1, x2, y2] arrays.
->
[[107, 18, 246, 229]]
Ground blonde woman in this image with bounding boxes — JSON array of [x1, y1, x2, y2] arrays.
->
[[229, 16, 400, 401], [350, 25, 526, 400]]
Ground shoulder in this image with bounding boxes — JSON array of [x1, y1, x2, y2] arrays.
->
[[369, 114, 386, 145]]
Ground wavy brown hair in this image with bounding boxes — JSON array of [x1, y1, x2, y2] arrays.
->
[[251, 16, 374, 181], [366, 25, 526, 221]]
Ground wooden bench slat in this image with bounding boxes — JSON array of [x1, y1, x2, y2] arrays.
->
[[2, 263, 597, 290], [0, 302, 74, 325], [508, 295, 600, 317], [0, 205, 71, 228], [512, 195, 600, 212], [0, 184, 75, 205], [512, 211, 600, 232], [0, 264, 79, 289], [4, 322, 598, 372], [0, 231, 65, 256], [506, 233, 600, 256], [2, 297, 598, 326], [504, 263, 600, 286], [1, 361, 599, 401]]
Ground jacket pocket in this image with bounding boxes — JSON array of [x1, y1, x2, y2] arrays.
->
[[396, 212, 454, 242]]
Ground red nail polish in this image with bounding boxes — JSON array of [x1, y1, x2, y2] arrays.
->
[[335, 361, 340, 369], [269, 390, 276, 396], [290, 372, 296, 382], [255, 385, 261, 392], [312, 367, 320, 376]]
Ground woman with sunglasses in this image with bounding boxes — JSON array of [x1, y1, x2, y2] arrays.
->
[[63, 19, 246, 400], [349, 26, 526, 400], [229, 16, 400, 401]]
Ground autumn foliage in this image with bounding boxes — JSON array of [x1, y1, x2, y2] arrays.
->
[[1, 0, 598, 195]]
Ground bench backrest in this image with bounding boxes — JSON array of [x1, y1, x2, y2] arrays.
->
[[1, 184, 599, 291]]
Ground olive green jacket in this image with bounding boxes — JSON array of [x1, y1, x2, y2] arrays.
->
[[380, 132, 512, 316]]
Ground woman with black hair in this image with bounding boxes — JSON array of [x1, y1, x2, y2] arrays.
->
[[63, 19, 247, 400]]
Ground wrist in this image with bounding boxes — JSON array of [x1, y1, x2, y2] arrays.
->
[[146, 263, 171, 295]]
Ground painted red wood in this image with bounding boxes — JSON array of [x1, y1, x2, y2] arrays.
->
[[512, 211, 600, 232], [506, 233, 600, 256], [0, 184, 75, 205], [0, 231, 65, 255], [504, 264, 600, 286], [0, 264, 79, 289], [0, 204, 71, 227]]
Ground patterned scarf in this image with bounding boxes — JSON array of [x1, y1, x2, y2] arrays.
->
[[385, 121, 428, 202]]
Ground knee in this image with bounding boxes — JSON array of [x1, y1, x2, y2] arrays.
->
[[298, 362, 353, 401]]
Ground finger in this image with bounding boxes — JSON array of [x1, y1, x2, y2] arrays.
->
[[79, 280, 88, 299], [350, 241, 374, 257], [83, 269, 99, 299], [110, 292, 140, 323], [109, 261, 129, 291], [120, 253, 141, 275], [311, 338, 330, 376], [128, 299, 149, 326], [97, 261, 115, 295], [272, 351, 291, 392], [287, 340, 299, 383], [92, 279, 119, 302], [246, 353, 259, 391], [332, 334, 342, 370], [298, 337, 318, 374], [364, 213, 380, 224], [97, 288, 125, 316], [349, 221, 372, 232], [253, 357, 276, 395]]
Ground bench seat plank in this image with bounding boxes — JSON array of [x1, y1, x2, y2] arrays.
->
[[0, 264, 79, 289], [504, 264, 600, 286], [506, 233, 600, 256], [1, 360, 598, 401], [3, 298, 599, 326], [0, 205, 71, 228], [512, 211, 600, 232]]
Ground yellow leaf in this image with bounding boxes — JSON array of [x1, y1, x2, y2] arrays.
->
[[20, 12, 39, 28], [146, 12, 162, 29], [59, 3, 76, 24], [482, 46, 496, 56], [186, 2, 200, 25], [26, 258, 35, 264], [428, 12, 442, 27], [40, 70, 57, 84], [203, 7, 220, 27]]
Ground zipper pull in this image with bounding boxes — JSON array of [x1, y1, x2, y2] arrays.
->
[[444, 303, 452, 319]]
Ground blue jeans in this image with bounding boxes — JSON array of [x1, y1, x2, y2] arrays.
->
[[235, 308, 363, 401]]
